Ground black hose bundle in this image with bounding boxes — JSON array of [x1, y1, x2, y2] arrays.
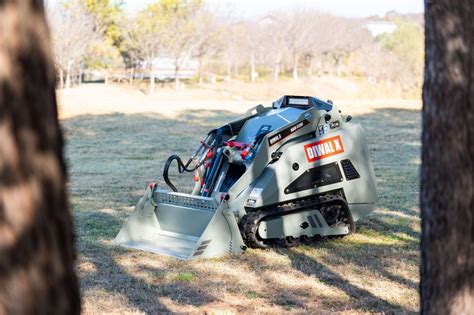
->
[[163, 155, 197, 192], [162, 130, 218, 193], [201, 128, 223, 196]]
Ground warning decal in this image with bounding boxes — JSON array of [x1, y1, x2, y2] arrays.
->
[[304, 135, 344, 162], [268, 119, 309, 146]]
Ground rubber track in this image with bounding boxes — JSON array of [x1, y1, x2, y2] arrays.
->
[[239, 192, 355, 249]]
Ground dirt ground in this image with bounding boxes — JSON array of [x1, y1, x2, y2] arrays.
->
[[57, 79, 420, 119], [60, 83, 421, 314]]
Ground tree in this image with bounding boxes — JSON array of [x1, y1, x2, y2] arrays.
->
[[194, 11, 226, 84], [283, 10, 313, 80], [84, 0, 124, 45], [261, 13, 289, 82], [123, 3, 165, 94], [0, 0, 80, 314], [160, 0, 206, 90], [421, 0, 474, 314], [86, 36, 125, 84], [48, 1, 100, 88], [221, 18, 261, 82], [83, 0, 126, 83], [240, 20, 265, 83], [379, 19, 424, 91], [316, 16, 371, 76]]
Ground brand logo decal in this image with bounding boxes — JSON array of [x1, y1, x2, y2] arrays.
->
[[304, 135, 344, 162]]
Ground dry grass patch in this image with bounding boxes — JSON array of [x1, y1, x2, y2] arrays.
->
[[64, 95, 421, 313]]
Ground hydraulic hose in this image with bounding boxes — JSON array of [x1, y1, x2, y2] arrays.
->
[[163, 155, 197, 192], [162, 132, 214, 192], [204, 148, 224, 196], [200, 128, 223, 195]]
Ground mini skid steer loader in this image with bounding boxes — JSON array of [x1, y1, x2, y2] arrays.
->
[[114, 95, 377, 260]]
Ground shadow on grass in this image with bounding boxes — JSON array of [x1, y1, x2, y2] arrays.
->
[[76, 210, 217, 312], [285, 249, 404, 311], [79, 240, 216, 313], [66, 106, 421, 313]]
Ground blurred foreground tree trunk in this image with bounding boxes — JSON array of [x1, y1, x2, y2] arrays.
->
[[421, 0, 474, 314], [0, 1, 80, 314]]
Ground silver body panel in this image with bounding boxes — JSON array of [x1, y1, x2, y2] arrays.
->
[[241, 124, 377, 221]]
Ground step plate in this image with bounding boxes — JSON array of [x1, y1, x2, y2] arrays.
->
[[153, 191, 219, 212], [258, 209, 349, 238]]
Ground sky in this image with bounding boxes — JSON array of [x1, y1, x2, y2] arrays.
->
[[124, 0, 424, 18]]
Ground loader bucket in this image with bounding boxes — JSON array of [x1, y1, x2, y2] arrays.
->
[[113, 185, 245, 260]]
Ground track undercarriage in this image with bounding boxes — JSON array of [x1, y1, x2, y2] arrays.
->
[[240, 190, 355, 248]]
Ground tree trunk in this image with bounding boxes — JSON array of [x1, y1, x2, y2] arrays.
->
[[209, 73, 216, 84], [306, 54, 313, 77], [129, 67, 134, 85], [104, 69, 109, 85], [174, 66, 180, 90], [59, 68, 64, 89], [78, 61, 83, 85], [140, 65, 145, 80], [273, 62, 280, 82], [421, 1, 474, 314], [332, 54, 343, 76], [197, 57, 203, 86], [250, 52, 257, 83], [175, 76, 180, 90], [226, 60, 232, 80], [292, 52, 299, 80], [65, 60, 72, 88], [149, 63, 155, 94], [0, 1, 81, 314]]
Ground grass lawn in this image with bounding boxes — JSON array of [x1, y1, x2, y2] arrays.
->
[[64, 105, 421, 313]]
